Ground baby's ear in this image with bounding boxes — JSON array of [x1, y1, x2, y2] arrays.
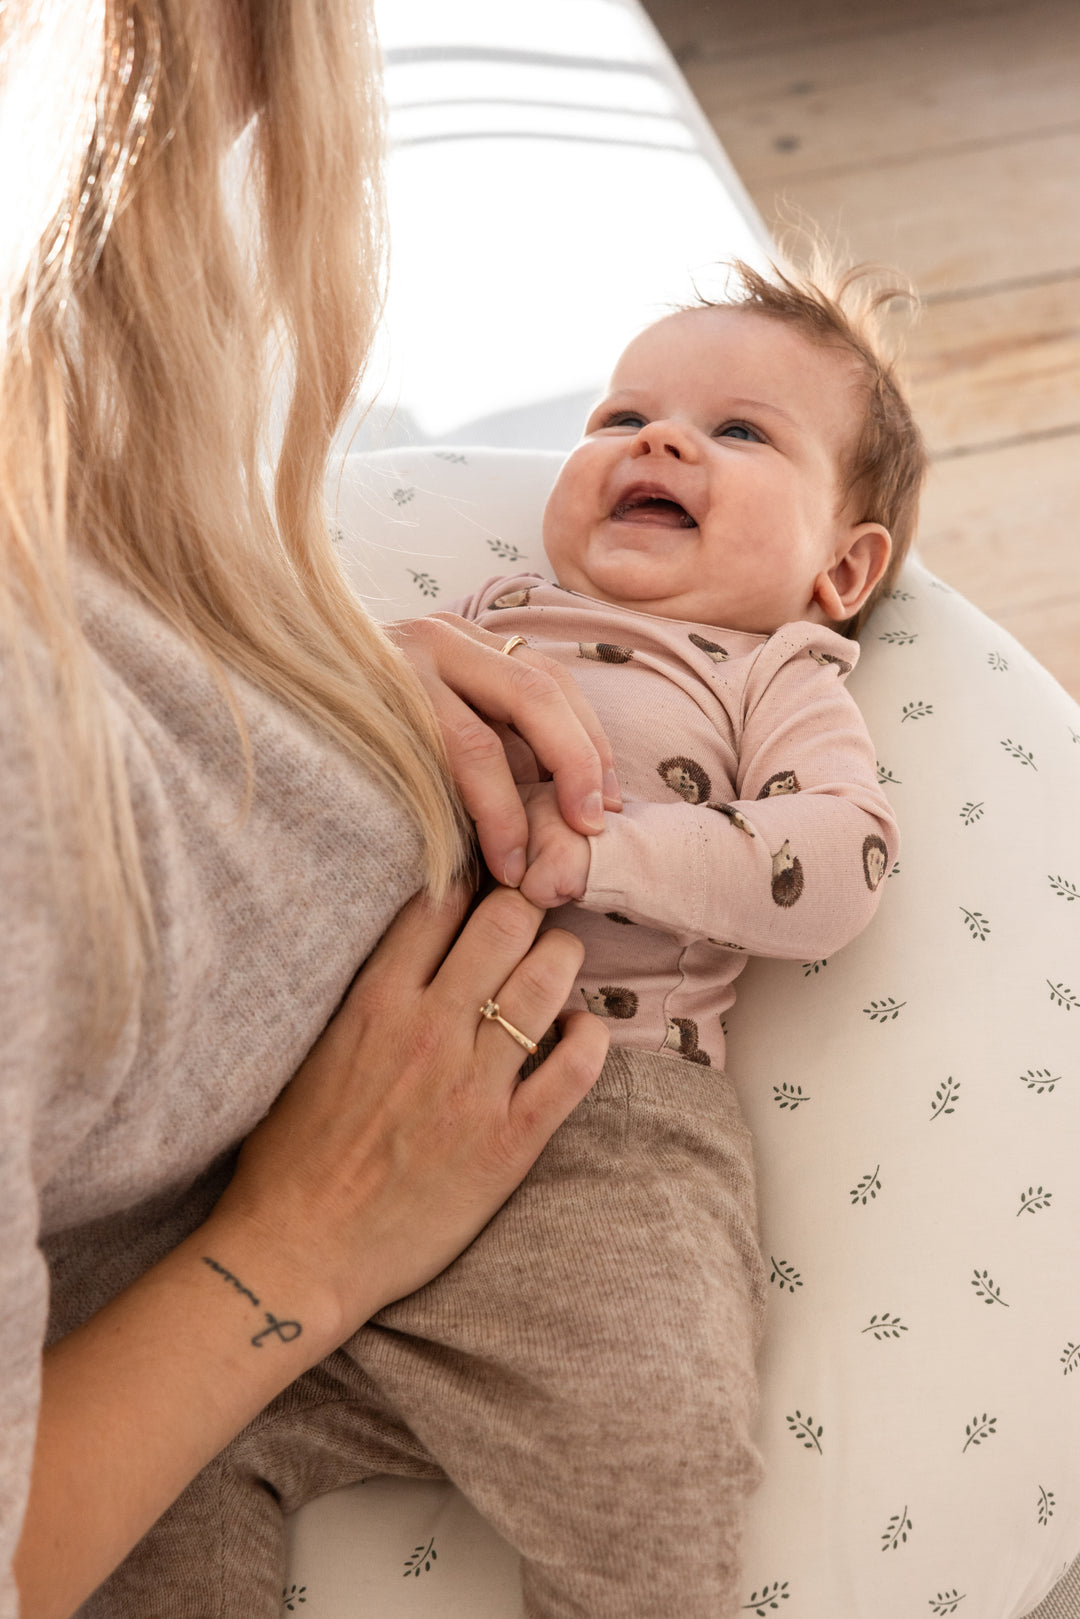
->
[[812, 523, 892, 622]]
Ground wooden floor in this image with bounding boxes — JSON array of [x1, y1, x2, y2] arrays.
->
[[641, 0, 1080, 700]]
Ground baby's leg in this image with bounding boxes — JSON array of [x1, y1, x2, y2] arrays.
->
[[355, 1042, 767, 1619], [77, 1358, 442, 1618], [82, 1047, 764, 1619]]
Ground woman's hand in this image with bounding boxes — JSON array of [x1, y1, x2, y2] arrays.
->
[[210, 880, 609, 1349], [388, 614, 621, 888], [16, 884, 607, 1619]]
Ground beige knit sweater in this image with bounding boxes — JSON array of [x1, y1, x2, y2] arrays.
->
[[0, 563, 423, 1617]]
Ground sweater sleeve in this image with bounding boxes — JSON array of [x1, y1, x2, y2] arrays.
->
[[0, 675, 90, 1617], [580, 628, 898, 960]]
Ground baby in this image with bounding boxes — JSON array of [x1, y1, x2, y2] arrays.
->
[[93, 264, 922, 1619]]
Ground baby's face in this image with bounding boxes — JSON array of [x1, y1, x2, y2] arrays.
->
[[542, 306, 875, 634]]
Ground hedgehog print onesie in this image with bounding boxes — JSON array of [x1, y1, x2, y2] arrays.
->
[[92, 577, 897, 1619]]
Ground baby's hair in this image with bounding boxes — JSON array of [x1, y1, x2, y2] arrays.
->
[[688, 254, 928, 638]]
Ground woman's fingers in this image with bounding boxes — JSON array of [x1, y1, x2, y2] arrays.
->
[[391, 615, 621, 885], [358, 880, 475, 992], [507, 1009, 609, 1146], [471, 923, 586, 1070]]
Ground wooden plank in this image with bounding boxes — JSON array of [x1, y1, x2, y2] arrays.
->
[[917, 433, 1080, 618], [682, 0, 1080, 186], [900, 277, 1080, 455], [642, 0, 1005, 63], [749, 128, 1080, 293], [990, 595, 1080, 702], [917, 433, 1080, 700]]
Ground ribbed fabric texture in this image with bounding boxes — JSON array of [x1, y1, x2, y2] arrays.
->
[[83, 1045, 766, 1619]]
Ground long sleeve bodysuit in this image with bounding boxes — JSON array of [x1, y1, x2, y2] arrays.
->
[[457, 573, 899, 1068]]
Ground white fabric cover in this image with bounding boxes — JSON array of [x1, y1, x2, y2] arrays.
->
[[283, 446, 1080, 1618]]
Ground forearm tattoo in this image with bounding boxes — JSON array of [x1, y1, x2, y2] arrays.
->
[[202, 1256, 303, 1348]]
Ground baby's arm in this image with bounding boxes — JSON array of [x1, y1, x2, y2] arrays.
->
[[575, 640, 898, 960]]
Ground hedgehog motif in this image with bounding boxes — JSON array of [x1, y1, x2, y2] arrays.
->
[[770, 840, 804, 907], [757, 770, 801, 798], [709, 803, 755, 837], [688, 632, 729, 663], [578, 642, 634, 664], [808, 648, 853, 676], [605, 911, 635, 925], [862, 833, 889, 891], [581, 986, 639, 1019], [491, 588, 532, 610], [657, 755, 711, 805], [663, 1017, 711, 1066]]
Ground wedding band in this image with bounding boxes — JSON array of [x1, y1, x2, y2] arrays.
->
[[479, 998, 538, 1054], [500, 635, 528, 657]]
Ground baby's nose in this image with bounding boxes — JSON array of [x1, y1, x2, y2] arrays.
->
[[634, 420, 685, 459]]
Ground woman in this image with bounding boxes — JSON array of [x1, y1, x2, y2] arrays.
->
[[0, 3, 618, 1613]]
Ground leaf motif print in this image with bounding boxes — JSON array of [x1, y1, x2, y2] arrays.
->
[[962, 1413, 998, 1452], [850, 1166, 882, 1205], [959, 907, 991, 942], [391, 486, 416, 506], [772, 1082, 811, 1110], [881, 1506, 912, 1550], [1048, 982, 1080, 1011], [900, 699, 933, 722], [863, 997, 906, 1022], [802, 959, 828, 976], [1017, 1186, 1052, 1216], [987, 651, 1009, 672], [861, 1313, 908, 1340], [407, 569, 440, 599], [930, 1077, 961, 1120], [1061, 1343, 1080, 1376], [486, 536, 526, 561], [403, 1538, 437, 1577], [929, 1592, 966, 1615], [878, 629, 918, 645], [877, 762, 902, 785], [281, 1586, 307, 1611], [1038, 1486, 1056, 1526], [1049, 875, 1080, 902], [959, 801, 984, 825], [1020, 1068, 1062, 1094], [1000, 738, 1037, 769], [971, 1270, 1009, 1307], [769, 1257, 803, 1292], [741, 1581, 790, 1614], [785, 1410, 823, 1452]]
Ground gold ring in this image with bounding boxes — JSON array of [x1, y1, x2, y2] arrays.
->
[[479, 998, 538, 1054], [500, 635, 528, 657]]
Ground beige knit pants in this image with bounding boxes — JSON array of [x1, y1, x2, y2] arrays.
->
[[82, 1045, 766, 1619]]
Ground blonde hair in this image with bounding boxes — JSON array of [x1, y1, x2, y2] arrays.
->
[[1, 0, 467, 1048], [694, 254, 928, 638]]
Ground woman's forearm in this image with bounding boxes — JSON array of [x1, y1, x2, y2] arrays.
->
[[16, 886, 608, 1619], [14, 1217, 346, 1619]]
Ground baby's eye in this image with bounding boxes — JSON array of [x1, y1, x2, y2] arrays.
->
[[716, 421, 763, 443], [602, 411, 647, 430]]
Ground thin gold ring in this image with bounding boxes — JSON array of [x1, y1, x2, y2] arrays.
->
[[500, 635, 528, 657], [479, 998, 538, 1054]]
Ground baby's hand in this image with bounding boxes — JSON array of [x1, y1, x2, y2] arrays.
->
[[516, 781, 593, 908]]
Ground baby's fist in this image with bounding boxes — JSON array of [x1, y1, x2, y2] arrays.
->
[[516, 781, 592, 908]]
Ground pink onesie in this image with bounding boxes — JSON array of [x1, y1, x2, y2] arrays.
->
[[455, 572, 899, 1070]]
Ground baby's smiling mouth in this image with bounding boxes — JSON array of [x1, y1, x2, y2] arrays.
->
[[611, 489, 697, 529]]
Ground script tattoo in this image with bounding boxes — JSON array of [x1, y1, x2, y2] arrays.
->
[[202, 1257, 303, 1349]]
